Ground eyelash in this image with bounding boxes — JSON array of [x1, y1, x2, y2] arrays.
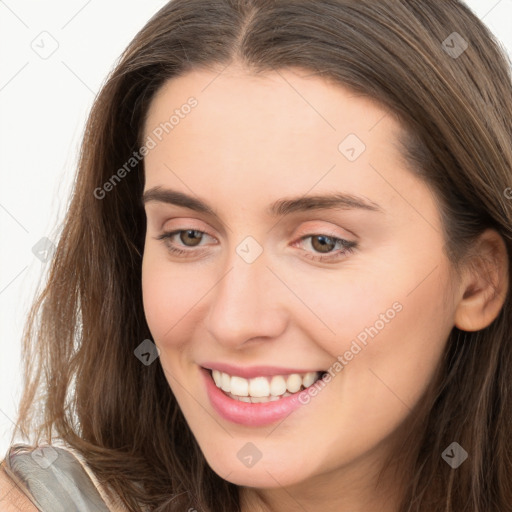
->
[[155, 229, 357, 263]]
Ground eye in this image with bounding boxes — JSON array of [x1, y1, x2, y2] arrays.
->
[[156, 229, 214, 257], [155, 229, 358, 263], [293, 234, 357, 262]]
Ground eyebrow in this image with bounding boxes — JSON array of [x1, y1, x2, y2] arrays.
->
[[142, 186, 384, 218]]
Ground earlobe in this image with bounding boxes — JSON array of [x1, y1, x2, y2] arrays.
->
[[454, 229, 509, 332]]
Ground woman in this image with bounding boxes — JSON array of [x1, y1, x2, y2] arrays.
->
[[1, 0, 511, 510]]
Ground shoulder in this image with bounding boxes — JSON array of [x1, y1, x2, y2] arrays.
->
[[0, 457, 38, 511], [0, 442, 134, 512]]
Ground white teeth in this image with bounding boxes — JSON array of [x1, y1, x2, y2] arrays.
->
[[249, 377, 270, 397], [211, 369, 323, 399], [250, 396, 270, 403], [221, 372, 231, 393], [269, 375, 287, 396], [286, 374, 302, 393], [226, 391, 293, 403], [212, 370, 222, 387], [230, 376, 249, 396], [302, 372, 316, 388]]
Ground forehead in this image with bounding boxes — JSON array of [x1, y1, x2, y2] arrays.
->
[[141, 66, 422, 220], [144, 65, 399, 147]]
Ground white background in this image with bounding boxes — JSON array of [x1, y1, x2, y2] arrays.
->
[[1, 0, 512, 456]]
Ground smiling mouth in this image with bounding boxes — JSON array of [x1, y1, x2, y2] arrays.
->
[[206, 368, 328, 403]]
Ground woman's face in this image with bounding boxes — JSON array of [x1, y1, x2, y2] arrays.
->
[[141, 65, 460, 504]]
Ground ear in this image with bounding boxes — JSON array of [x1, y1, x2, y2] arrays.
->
[[454, 228, 509, 332]]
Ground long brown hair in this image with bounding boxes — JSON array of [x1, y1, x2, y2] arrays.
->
[[9, 1, 512, 510]]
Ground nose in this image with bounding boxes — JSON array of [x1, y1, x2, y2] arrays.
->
[[205, 246, 289, 349]]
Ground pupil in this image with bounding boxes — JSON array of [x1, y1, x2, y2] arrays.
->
[[182, 230, 201, 246], [313, 235, 335, 253]]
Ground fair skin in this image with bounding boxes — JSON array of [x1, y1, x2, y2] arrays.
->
[[140, 64, 508, 512]]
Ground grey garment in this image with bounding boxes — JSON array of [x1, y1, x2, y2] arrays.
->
[[4, 444, 111, 512]]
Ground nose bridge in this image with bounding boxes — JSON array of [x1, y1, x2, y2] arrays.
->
[[205, 241, 287, 347]]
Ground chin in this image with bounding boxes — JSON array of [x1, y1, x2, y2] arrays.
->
[[201, 448, 309, 489]]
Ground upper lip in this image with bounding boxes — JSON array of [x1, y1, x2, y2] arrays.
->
[[201, 362, 325, 379]]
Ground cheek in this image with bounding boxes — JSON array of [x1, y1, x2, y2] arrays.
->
[[280, 266, 398, 360], [141, 249, 214, 345], [301, 276, 453, 474], [295, 254, 453, 405], [334, 267, 453, 420], [142, 250, 186, 342]]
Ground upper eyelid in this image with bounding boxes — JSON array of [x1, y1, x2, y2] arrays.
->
[[156, 216, 357, 237]]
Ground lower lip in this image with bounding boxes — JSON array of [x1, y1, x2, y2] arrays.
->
[[201, 367, 315, 427]]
